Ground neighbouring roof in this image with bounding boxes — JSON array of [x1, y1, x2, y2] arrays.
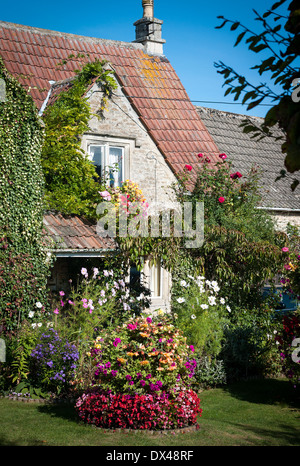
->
[[197, 107, 300, 211], [43, 213, 116, 253], [0, 21, 220, 175]]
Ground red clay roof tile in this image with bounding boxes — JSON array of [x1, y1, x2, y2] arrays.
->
[[0, 21, 220, 174]]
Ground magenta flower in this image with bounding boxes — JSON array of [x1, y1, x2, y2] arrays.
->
[[282, 247, 289, 252], [113, 338, 121, 347], [59, 291, 65, 296], [197, 153, 204, 158], [219, 153, 227, 159], [53, 308, 59, 314], [146, 317, 152, 323], [218, 197, 225, 203]]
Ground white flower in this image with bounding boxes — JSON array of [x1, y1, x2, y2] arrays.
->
[[35, 302, 42, 308], [208, 296, 217, 305], [37, 323, 42, 327], [180, 280, 187, 287], [177, 297, 185, 303], [103, 270, 109, 277], [81, 267, 88, 277], [100, 290, 105, 297], [220, 298, 225, 304], [191, 314, 196, 319], [200, 304, 209, 309], [226, 305, 231, 313], [28, 311, 35, 318], [93, 267, 99, 278], [197, 275, 205, 280], [31, 323, 37, 328]]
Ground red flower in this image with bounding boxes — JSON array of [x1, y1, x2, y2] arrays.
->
[[219, 153, 227, 159], [218, 197, 225, 203], [185, 164, 193, 171], [230, 172, 243, 179], [197, 153, 204, 158]]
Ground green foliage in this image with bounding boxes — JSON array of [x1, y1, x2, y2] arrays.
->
[[193, 356, 227, 389], [7, 322, 42, 385], [88, 313, 196, 395], [0, 58, 52, 336], [41, 58, 117, 219], [172, 155, 284, 309], [215, 0, 300, 185], [171, 274, 230, 357]]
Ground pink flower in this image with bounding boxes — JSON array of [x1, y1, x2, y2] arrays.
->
[[218, 197, 225, 203], [146, 317, 152, 323], [185, 164, 193, 171], [197, 153, 204, 158], [282, 247, 289, 252], [53, 308, 59, 314], [99, 190, 111, 201], [59, 291, 65, 296], [190, 345, 195, 352], [219, 153, 227, 159]]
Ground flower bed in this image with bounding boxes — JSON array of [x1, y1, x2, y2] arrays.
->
[[76, 388, 201, 430], [75, 313, 202, 430]]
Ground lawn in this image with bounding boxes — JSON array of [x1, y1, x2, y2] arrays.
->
[[0, 378, 299, 447]]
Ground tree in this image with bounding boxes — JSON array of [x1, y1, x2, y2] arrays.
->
[[215, 0, 300, 190]]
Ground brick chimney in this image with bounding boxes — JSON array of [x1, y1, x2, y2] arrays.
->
[[133, 0, 165, 55]]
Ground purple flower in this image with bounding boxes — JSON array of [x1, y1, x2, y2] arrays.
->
[[111, 370, 118, 377], [140, 380, 146, 386]]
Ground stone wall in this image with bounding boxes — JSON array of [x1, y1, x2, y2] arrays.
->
[[82, 79, 178, 213], [270, 211, 300, 232]]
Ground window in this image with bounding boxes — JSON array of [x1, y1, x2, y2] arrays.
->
[[149, 263, 162, 298], [88, 144, 123, 187]]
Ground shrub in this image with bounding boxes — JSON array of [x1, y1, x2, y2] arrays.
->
[[30, 328, 79, 395], [171, 274, 230, 357], [275, 311, 300, 387], [88, 313, 196, 394], [194, 356, 227, 389]]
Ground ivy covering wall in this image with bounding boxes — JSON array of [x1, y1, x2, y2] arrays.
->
[[0, 58, 52, 336]]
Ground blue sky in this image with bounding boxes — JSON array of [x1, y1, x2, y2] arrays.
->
[[1, 0, 290, 117]]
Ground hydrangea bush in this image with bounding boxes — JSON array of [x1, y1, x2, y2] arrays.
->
[[75, 313, 202, 429]]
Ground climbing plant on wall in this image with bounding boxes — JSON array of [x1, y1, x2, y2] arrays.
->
[[41, 58, 117, 219], [0, 58, 52, 336]]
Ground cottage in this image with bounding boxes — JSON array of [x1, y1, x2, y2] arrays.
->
[[0, 1, 298, 311], [0, 1, 220, 310]]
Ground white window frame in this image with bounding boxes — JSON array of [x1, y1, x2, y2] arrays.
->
[[88, 142, 124, 188]]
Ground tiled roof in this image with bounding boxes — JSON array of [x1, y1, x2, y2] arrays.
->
[[0, 21, 220, 175], [197, 107, 300, 211], [43, 213, 116, 252]]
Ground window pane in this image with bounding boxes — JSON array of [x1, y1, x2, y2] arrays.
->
[[89, 145, 104, 178], [109, 147, 123, 187], [150, 264, 161, 297]]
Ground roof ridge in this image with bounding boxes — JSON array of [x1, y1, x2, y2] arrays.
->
[[0, 20, 144, 50]]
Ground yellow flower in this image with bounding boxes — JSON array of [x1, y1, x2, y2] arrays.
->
[[139, 360, 150, 365], [117, 357, 127, 365]]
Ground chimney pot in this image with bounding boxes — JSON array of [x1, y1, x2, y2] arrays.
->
[[142, 0, 154, 18]]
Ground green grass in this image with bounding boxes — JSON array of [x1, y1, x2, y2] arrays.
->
[[0, 378, 299, 446]]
